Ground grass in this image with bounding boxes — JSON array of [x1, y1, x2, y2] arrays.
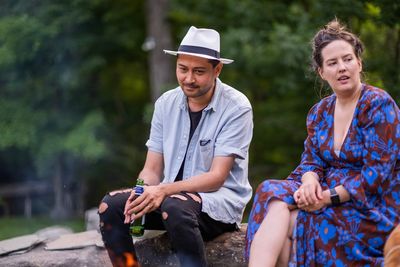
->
[[0, 216, 85, 240]]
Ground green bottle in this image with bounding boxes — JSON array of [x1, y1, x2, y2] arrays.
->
[[129, 178, 145, 237]]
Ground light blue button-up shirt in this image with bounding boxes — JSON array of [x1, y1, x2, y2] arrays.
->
[[146, 79, 253, 225]]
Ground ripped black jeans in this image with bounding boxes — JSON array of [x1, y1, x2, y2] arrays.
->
[[99, 190, 237, 267]]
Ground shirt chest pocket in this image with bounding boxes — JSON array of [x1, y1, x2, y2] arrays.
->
[[197, 140, 214, 171]]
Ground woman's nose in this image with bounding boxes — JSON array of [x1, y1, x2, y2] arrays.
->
[[337, 60, 346, 72]]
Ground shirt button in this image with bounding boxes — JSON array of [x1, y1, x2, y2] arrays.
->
[[178, 156, 181, 160]]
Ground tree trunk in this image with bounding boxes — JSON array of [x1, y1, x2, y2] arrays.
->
[[145, 0, 175, 102], [51, 155, 65, 219], [51, 154, 74, 219]]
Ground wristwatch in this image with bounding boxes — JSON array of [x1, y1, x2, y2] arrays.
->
[[330, 188, 340, 205]]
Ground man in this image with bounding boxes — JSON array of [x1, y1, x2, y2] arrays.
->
[[98, 26, 253, 267]]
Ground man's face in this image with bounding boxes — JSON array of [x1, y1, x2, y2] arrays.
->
[[176, 54, 222, 99]]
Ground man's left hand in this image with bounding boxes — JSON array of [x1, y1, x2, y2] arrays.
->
[[125, 185, 166, 221]]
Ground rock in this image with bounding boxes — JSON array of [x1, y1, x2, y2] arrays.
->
[[0, 234, 44, 256], [0, 224, 248, 267], [85, 207, 100, 231], [135, 224, 247, 267], [35, 226, 73, 242], [0, 243, 112, 267], [45, 230, 103, 250]]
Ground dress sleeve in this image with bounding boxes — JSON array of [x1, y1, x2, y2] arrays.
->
[[342, 94, 400, 209], [288, 103, 328, 181]]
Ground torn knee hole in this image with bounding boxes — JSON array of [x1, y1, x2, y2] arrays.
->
[[98, 202, 108, 214], [162, 211, 168, 220], [187, 193, 201, 203], [170, 194, 187, 201]]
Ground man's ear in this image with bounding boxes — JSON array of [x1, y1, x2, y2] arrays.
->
[[215, 62, 223, 77], [318, 67, 324, 80]]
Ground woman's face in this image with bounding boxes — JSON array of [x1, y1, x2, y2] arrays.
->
[[318, 40, 362, 95]]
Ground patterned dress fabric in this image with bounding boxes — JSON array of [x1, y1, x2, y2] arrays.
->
[[246, 84, 400, 266]]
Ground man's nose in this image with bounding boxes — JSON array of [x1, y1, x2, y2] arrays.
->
[[185, 72, 195, 83]]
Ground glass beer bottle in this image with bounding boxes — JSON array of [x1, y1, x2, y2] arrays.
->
[[129, 178, 145, 237]]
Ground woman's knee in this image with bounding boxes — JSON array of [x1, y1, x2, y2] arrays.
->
[[255, 179, 280, 195], [267, 199, 290, 216]]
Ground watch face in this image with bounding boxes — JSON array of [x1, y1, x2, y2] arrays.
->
[[330, 188, 340, 205]]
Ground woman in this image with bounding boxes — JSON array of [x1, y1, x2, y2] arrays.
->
[[245, 19, 400, 266]]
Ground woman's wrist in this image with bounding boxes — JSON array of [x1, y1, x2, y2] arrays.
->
[[322, 190, 331, 205], [301, 171, 319, 183]]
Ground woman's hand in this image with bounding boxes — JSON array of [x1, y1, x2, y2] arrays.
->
[[294, 172, 323, 210]]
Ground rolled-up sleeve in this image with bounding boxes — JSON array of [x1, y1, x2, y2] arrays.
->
[[214, 107, 253, 160], [145, 97, 164, 154]]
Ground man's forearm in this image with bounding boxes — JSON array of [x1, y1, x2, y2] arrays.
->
[[158, 171, 226, 196], [137, 169, 161, 186]]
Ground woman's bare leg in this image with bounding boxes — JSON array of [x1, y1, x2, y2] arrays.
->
[[276, 209, 299, 267], [249, 200, 291, 267]]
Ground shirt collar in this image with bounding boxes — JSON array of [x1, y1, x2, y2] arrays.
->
[[179, 78, 222, 112]]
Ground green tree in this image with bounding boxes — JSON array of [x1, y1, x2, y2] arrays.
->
[[0, 0, 399, 219], [168, 0, 400, 192], [0, 0, 149, 217]]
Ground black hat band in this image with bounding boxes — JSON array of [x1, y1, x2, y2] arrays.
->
[[178, 45, 220, 59]]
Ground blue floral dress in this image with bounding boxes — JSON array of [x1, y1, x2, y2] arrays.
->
[[245, 84, 400, 266]]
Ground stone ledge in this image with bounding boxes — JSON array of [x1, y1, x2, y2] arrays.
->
[[0, 224, 248, 267], [136, 224, 247, 267]]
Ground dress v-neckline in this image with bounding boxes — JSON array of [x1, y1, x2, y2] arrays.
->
[[331, 85, 365, 158]]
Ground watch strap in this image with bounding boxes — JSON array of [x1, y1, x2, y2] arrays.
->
[[330, 188, 340, 205]]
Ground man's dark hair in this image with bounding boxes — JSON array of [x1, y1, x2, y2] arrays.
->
[[208, 59, 221, 68], [176, 54, 221, 68]]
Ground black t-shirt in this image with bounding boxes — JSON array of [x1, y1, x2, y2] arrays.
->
[[174, 109, 203, 181]]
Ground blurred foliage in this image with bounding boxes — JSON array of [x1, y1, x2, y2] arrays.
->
[[169, 0, 400, 188], [0, 0, 399, 217]]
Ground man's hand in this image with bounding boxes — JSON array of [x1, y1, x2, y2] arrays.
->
[[123, 189, 136, 223], [123, 185, 166, 223]]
